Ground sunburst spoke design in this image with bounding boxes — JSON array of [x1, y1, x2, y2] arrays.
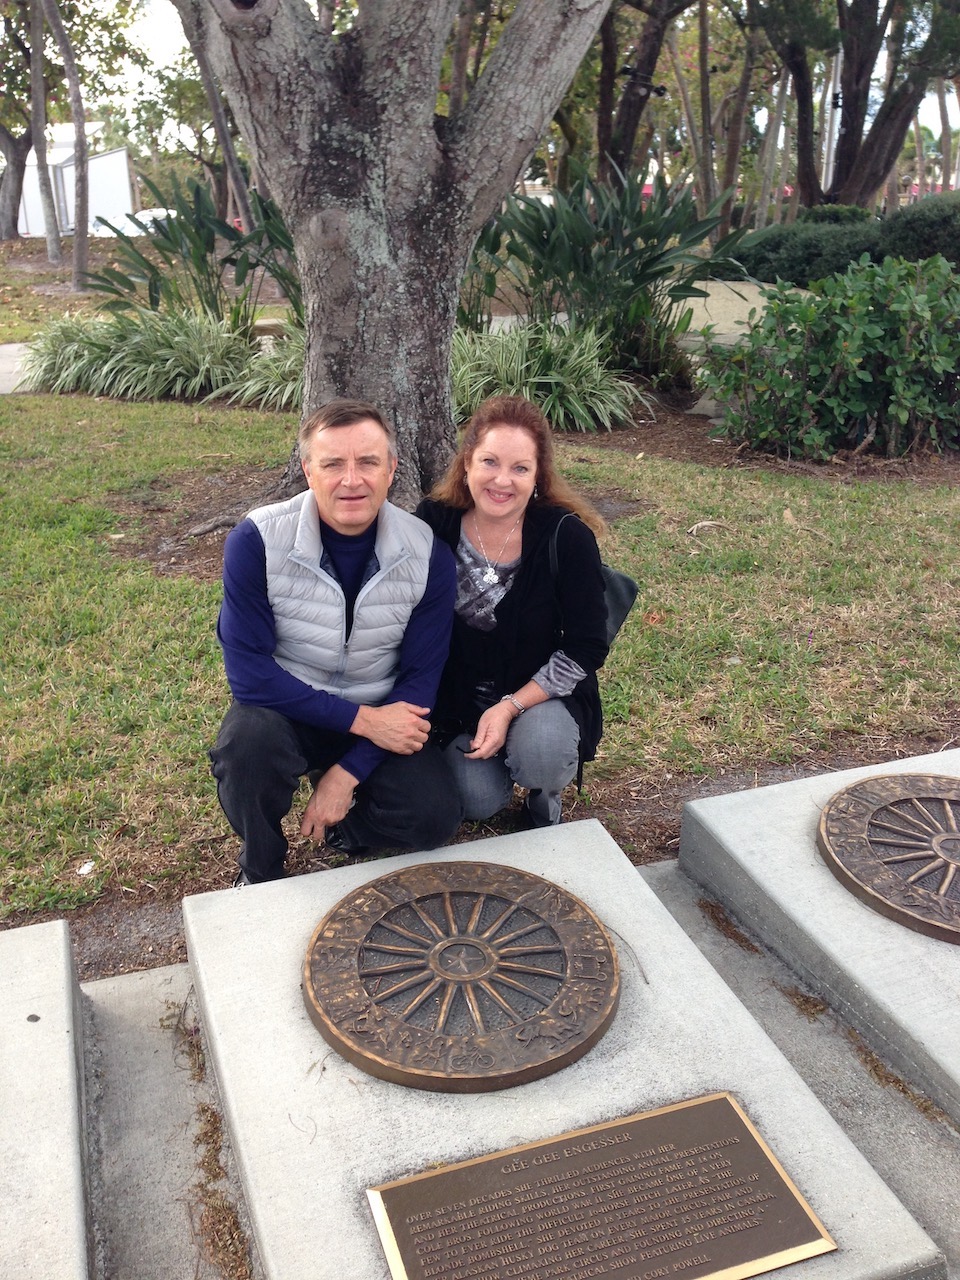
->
[[358, 890, 566, 1034], [360, 960, 429, 977], [879, 850, 940, 864], [372, 971, 434, 1003], [498, 961, 565, 978], [462, 985, 487, 1034], [871, 817, 937, 840], [906, 858, 947, 885], [411, 902, 446, 940], [400, 977, 444, 1019], [938, 864, 958, 896], [476, 981, 525, 1024], [378, 919, 435, 946], [489, 974, 554, 1005], [493, 921, 547, 946], [872, 837, 934, 851]]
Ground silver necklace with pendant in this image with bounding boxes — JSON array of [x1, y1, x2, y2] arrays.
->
[[472, 513, 523, 585]]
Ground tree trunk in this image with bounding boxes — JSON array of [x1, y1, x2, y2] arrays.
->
[[41, 0, 87, 289], [755, 70, 790, 230], [178, 3, 255, 231], [30, 0, 62, 262], [829, 0, 894, 199], [596, 10, 617, 183], [667, 28, 704, 211], [697, 0, 717, 222], [605, 0, 698, 183], [718, 26, 761, 236], [172, 0, 615, 508], [781, 42, 822, 207], [0, 127, 33, 241], [832, 70, 931, 205], [913, 115, 927, 199], [937, 77, 952, 192], [448, 0, 476, 118]]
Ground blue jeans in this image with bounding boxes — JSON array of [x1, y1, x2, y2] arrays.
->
[[210, 702, 462, 882], [443, 700, 580, 827]]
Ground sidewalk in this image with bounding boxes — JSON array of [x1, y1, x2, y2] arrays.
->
[[0, 344, 28, 393]]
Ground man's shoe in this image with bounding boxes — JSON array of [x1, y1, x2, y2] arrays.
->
[[324, 823, 370, 857], [233, 869, 253, 887]]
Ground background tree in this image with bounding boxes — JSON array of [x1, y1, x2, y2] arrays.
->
[[29, 0, 60, 260], [41, 0, 87, 286], [0, 0, 139, 240], [170, 0, 616, 506]]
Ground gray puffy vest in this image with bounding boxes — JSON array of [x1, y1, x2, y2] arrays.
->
[[247, 492, 434, 705]]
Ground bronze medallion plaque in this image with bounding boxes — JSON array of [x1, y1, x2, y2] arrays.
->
[[302, 862, 619, 1091], [817, 773, 960, 943], [367, 1092, 836, 1280]]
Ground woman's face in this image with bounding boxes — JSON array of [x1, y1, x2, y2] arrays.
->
[[465, 425, 538, 523]]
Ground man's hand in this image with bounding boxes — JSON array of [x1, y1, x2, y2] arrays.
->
[[351, 702, 431, 753], [300, 765, 358, 840], [463, 702, 514, 760]]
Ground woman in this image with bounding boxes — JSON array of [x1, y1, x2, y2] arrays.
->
[[416, 394, 609, 827]]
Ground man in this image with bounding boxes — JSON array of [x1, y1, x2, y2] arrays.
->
[[210, 399, 460, 884]]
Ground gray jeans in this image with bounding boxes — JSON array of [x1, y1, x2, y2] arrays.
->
[[443, 699, 580, 827]]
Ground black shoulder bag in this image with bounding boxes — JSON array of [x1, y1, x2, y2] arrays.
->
[[550, 514, 639, 646]]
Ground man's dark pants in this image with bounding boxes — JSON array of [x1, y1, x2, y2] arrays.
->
[[210, 702, 462, 882]]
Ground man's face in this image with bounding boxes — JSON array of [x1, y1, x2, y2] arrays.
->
[[301, 419, 397, 535]]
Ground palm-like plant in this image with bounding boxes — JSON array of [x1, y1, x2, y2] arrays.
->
[[483, 167, 744, 385]]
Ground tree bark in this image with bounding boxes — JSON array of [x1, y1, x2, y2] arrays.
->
[[913, 114, 927, 198], [0, 126, 32, 240], [667, 28, 704, 208], [755, 69, 790, 229], [829, 0, 897, 198], [832, 70, 933, 204], [697, 0, 717, 221], [177, 2, 255, 231], [937, 77, 952, 192], [781, 42, 822, 206], [448, 0, 476, 118], [718, 23, 761, 235], [41, 0, 87, 289], [30, 0, 62, 262], [172, 0, 615, 507], [604, 0, 698, 183]]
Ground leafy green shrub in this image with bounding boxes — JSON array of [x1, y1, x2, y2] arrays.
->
[[451, 323, 649, 432], [701, 255, 960, 459], [23, 310, 251, 400], [735, 222, 883, 285], [878, 192, 960, 268], [797, 204, 872, 224], [468, 168, 742, 388]]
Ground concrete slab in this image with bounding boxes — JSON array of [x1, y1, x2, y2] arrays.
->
[[184, 821, 942, 1280], [678, 748, 960, 1125], [640, 860, 960, 1277], [0, 920, 90, 1280], [0, 342, 28, 392], [82, 964, 235, 1280]]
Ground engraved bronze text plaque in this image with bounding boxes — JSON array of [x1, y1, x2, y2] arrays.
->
[[302, 862, 620, 1091], [817, 773, 960, 943], [368, 1092, 836, 1280]]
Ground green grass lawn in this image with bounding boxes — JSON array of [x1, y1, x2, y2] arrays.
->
[[2, 386, 959, 918]]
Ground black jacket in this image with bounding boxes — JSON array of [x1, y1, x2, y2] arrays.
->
[[415, 500, 609, 767]]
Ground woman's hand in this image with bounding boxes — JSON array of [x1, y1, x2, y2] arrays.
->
[[464, 702, 516, 759]]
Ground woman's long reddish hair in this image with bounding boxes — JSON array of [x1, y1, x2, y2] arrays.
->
[[430, 395, 606, 536]]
